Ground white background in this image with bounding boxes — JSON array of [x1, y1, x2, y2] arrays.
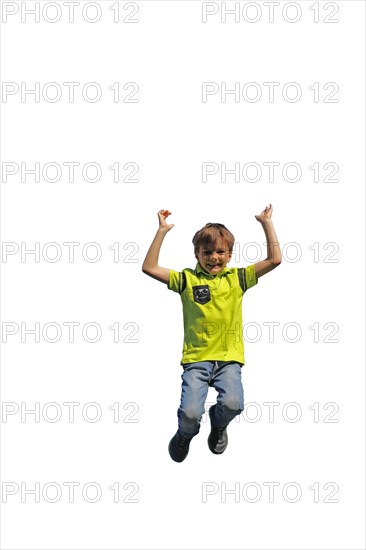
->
[[1, 1, 365, 549]]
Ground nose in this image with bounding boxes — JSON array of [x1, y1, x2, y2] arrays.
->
[[208, 253, 219, 262]]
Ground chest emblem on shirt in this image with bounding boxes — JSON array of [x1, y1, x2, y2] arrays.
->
[[192, 285, 211, 305]]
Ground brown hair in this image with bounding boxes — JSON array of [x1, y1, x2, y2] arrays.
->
[[192, 223, 235, 255]]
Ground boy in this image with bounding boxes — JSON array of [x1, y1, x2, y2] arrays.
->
[[142, 205, 282, 462]]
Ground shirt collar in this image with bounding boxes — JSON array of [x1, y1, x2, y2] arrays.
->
[[195, 262, 233, 278]]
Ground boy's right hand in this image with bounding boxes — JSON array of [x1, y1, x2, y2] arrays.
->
[[158, 209, 174, 232]]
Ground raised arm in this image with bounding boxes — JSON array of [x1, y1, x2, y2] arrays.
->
[[253, 204, 282, 278], [141, 209, 174, 284]]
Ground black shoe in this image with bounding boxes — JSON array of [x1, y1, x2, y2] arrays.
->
[[168, 431, 192, 462], [208, 405, 228, 454]]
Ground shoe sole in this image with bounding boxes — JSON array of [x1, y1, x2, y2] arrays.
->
[[207, 436, 228, 454]]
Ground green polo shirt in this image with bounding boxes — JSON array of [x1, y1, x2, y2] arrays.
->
[[167, 262, 258, 366]]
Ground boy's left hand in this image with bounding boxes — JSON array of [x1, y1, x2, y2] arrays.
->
[[255, 204, 273, 223]]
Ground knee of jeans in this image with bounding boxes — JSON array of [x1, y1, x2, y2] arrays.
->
[[179, 406, 203, 423], [222, 397, 244, 414]]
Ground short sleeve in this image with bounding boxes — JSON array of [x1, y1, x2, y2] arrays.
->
[[167, 270, 181, 293], [244, 264, 258, 291]]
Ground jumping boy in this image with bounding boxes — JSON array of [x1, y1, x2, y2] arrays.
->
[[142, 205, 282, 462]]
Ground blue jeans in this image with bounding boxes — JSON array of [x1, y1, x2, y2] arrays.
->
[[177, 360, 244, 439]]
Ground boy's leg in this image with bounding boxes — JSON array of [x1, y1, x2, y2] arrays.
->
[[177, 361, 213, 439], [210, 361, 244, 428]]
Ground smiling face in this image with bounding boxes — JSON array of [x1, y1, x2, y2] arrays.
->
[[195, 238, 232, 275]]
